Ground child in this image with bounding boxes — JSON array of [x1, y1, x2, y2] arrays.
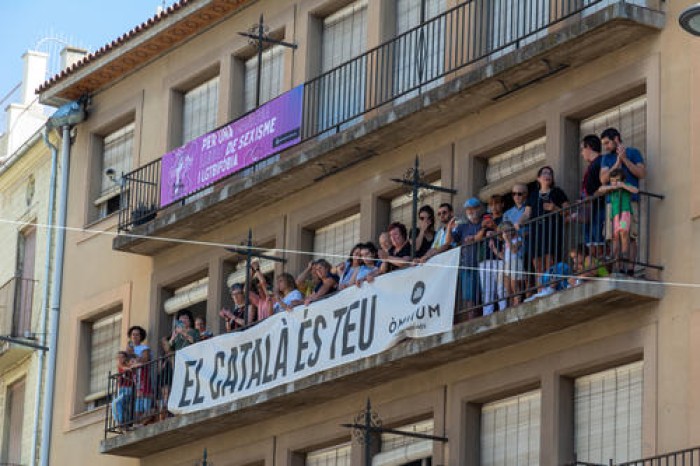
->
[[491, 221, 524, 306], [568, 244, 610, 287], [598, 168, 639, 270]]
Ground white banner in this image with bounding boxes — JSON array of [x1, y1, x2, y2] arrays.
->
[[168, 248, 460, 414]]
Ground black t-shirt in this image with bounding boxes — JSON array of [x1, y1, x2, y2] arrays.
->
[[387, 242, 412, 271], [582, 156, 605, 210], [527, 187, 569, 219]]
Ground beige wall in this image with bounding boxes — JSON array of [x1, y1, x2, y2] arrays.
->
[[47, 0, 700, 465]]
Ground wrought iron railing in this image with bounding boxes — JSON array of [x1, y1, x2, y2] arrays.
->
[[116, 0, 663, 231], [454, 190, 663, 318], [0, 276, 37, 339], [105, 190, 663, 437], [571, 446, 700, 466]]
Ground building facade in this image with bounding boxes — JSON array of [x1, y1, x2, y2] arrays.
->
[[36, 0, 700, 465]]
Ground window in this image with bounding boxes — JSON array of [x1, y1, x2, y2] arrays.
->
[[96, 122, 134, 219], [374, 419, 434, 466], [390, 179, 443, 228], [85, 312, 122, 409], [313, 213, 361, 263], [13, 227, 36, 337], [318, 0, 368, 132], [182, 76, 219, 144], [574, 361, 643, 464], [305, 441, 352, 466], [1, 378, 25, 465], [579, 96, 647, 156], [394, 0, 446, 100], [244, 45, 285, 112], [481, 389, 541, 466], [485, 137, 547, 187]]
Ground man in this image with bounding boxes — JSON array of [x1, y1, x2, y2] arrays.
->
[[580, 134, 605, 252], [445, 197, 487, 315], [418, 203, 454, 262], [478, 195, 507, 315], [504, 184, 528, 227], [599, 128, 646, 272]]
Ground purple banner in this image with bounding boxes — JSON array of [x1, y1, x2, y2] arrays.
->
[[160, 85, 304, 207]]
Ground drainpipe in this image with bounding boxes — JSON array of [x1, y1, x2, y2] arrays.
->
[[31, 128, 58, 466], [39, 97, 86, 466]]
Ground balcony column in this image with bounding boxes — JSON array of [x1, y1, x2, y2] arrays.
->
[[540, 370, 574, 466], [207, 257, 233, 335], [546, 111, 579, 199]]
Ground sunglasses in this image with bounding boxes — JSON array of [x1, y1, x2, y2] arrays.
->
[[512, 192, 526, 196]]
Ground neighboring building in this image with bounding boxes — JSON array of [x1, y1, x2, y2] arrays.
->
[[35, 1, 700, 466]]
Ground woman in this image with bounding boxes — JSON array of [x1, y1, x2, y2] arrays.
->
[[126, 325, 152, 421], [220, 283, 248, 331], [194, 316, 213, 340], [248, 261, 273, 321], [273, 273, 304, 313], [414, 205, 436, 259], [356, 242, 380, 286], [164, 309, 200, 351], [337, 243, 364, 290], [304, 259, 339, 305], [519, 166, 570, 280]]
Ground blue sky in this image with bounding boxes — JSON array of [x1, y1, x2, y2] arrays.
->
[[0, 0, 177, 104]]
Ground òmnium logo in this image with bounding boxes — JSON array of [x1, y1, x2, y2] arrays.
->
[[411, 281, 426, 305]]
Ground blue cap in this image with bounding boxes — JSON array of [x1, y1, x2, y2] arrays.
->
[[463, 197, 482, 209]]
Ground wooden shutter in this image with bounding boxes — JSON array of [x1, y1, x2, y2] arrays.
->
[[481, 389, 541, 466], [86, 313, 122, 402], [182, 76, 219, 144], [313, 213, 361, 262], [574, 361, 643, 464]]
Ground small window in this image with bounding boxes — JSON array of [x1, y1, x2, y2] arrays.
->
[[96, 122, 134, 220], [313, 213, 361, 263], [305, 441, 352, 466], [182, 76, 219, 144], [481, 389, 541, 466], [85, 312, 122, 409], [244, 44, 285, 112], [574, 361, 643, 464]]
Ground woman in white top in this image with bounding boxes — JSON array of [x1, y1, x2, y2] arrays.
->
[[273, 273, 304, 313]]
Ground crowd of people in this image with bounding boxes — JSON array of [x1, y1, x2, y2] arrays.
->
[[110, 127, 647, 429]]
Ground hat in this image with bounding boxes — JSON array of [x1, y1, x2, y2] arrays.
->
[[463, 197, 482, 209]]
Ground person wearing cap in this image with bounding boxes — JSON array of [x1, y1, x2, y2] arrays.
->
[[445, 197, 488, 316]]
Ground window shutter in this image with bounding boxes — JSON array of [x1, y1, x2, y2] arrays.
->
[[485, 137, 547, 186], [574, 361, 643, 464], [481, 389, 541, 466], [182, 76, 219, 144], [101, 122, 134, 196], [163, 277, 209, 315], [313, 213, 361, 263], [244, 45, 285, 112], [306, 442, 352, 466], [87, 313, 122, 400], [319, 0, 368, 130], [579, 96, 647, 156]]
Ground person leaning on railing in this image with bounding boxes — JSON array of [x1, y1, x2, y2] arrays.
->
[[220, 283, 247, 332], [125, 325, 153, 424], [111, 350, 134, 429]]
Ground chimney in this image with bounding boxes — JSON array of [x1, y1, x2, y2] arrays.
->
[[19, 50, 48, 105], [60, 46, 88, 71]]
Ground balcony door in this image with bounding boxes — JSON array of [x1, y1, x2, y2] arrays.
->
[[13, 227, 35, 336]]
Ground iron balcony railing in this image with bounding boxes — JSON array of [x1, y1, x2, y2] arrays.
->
[[116, 0, 664, 231], [571, 445, 700, 466], [0, 276, 37, 339], [454, 190, 664, 317], [105, 191, 663, 437]]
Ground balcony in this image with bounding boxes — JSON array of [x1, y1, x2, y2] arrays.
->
[[0, 276, 38, 371], [112, 0, 665, 256], [102, 194, 664, 457]]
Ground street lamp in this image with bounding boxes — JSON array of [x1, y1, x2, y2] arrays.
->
[[680, 3, 700, 36]]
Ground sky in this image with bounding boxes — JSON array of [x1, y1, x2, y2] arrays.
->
[[0, 0, 178, 104]]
